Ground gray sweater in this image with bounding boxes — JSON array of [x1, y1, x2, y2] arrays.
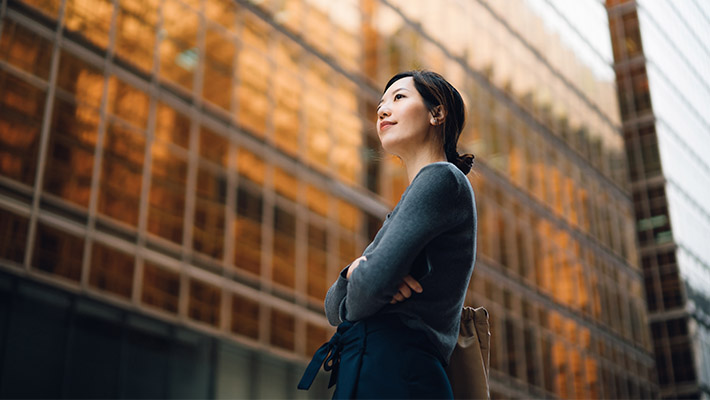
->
[[324, 162, 477, 363]]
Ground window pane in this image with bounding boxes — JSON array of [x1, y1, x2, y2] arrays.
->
[[199, 126, 228, 166], [142, 262, 180, 313], [89, 241, 134, 298], [269, 308, 294, 351], [236, 46, 270, 137], [307, 224, 328, 301], [43, 97, 98, 207], [272, 39, 301, 156], [234, 187, 262, 275], [0, 71, 45, 185], [159, 0, 199, 92], [188, 279, 221, 327], [107, 76, 150, 129], [272, 206, 295, 288], [306, 323, 330, 357], [115, 0, 159, 72], [56, 49, 105, 107], [231, 292, 259, 339], [98, 121, 145, 226], [64, 0, 114, 50], [205, 0, 239, 32], [193, 167, 226, 259], [237, 148, 265, 186], [203, 27, 234, 110], [306, 185, 329, 217], [304, 59, 331, 172], [0, 209, 29, 263], [155, 102, 190, 148], [148, 141, 187, 244], [0, 19, 53, 79], [32, 223, 84, 282], [273, 167, 298, 201]]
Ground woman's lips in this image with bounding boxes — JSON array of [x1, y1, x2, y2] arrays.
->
[[380, 121, 395, 131]]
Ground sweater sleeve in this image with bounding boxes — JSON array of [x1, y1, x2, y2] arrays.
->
[[323, 266, 350, 326], [344, 164, 466, 322]]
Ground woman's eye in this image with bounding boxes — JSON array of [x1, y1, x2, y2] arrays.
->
[[394, 93, 404, 100]]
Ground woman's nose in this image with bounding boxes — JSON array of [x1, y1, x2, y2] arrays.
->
[[378, 107, 390, 119]]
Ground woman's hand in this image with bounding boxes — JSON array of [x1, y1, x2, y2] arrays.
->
[[346, 256, 367, 279], [390, 275, 423, 304]]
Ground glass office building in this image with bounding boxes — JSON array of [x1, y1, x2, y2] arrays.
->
[[0, 0, 656, 398], [607, 0, 710, 398]]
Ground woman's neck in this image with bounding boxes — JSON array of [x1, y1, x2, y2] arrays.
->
[[403, 147, 447, 183]]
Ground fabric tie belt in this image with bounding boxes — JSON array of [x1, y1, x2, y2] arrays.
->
[[297, 320, 356, 391]]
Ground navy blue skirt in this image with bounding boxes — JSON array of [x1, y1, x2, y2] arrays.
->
[[298, 314, 453, 399]]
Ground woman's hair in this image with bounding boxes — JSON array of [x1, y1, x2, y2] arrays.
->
[[384, 70, 475, 174]]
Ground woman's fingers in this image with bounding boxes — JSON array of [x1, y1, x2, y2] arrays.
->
[[402, 275, 423, 293]]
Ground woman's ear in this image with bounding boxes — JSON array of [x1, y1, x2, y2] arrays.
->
[[430, 105, 446, 126]]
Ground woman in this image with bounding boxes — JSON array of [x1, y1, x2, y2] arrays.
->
[[298, 70, 477, 399]]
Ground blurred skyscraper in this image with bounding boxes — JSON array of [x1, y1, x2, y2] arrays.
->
[[607, 0, 710, 398], [0, 0, 656, 398]]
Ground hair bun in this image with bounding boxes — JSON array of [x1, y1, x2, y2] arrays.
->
[[453, 153, 475, 175]]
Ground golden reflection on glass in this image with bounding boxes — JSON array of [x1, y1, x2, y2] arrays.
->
[[307, 223, 328, 301], [234, 186, 263, 275], [0, 19, 53, 79], [339, 234, 357, 268], [337, 200, 361, 232], [231, 292, 259, 339], [56, 50, 104, 107], [304, 58, 331, 171], [332, 79, 362, 184], [235, 148, 264, 185], [64, 0, 113, 50], [552, 340, 569, 398], [33, 223, 84, 282], [206, 0, 238, 32], [273, 39, 301, 156], [188, 279, 221, 327], [0, 71, 45, 185], [159, 0, 199, 92], [270, 308, 295, 351], [306, 185, 329, 217], [107, 76, 149, 129], [90, 241, 134, 299], [272, 205, 295, 288], [155, 102, 190, 148], [194, 166, 226, 259], [273, 167, 298, 201], [304, 4, 331, 56], [272, 0, 303, 33], [586, 356, 599, 398], [306, 323, 329, 356], [148, 140, 187, 244], [0, 209, 29, 263], [199, 126, 228, 167], [98, 121, 144, 226], [17, 0, 60, 19], [237, 13, 271, 137], [203, 27, 235, 111], [331, 3, 361, 72], [43, 97, 98, 207], [115, 0, 159, 73], [236, 46, 271, 137], [142, 262, 180, 314]]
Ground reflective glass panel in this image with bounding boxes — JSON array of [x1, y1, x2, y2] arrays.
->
[[32, 223, 84, 282], [0, 19, 53, 79], [0, 72, 45, 185], [142, 262, 180, 313], [188, 279, 221, 327], [89, 241, 134, 298], [272, 205, 295, 288], [231, 292, 259, 339]]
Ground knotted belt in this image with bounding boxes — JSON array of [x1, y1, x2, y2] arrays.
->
[[297, 320, 356, 390]]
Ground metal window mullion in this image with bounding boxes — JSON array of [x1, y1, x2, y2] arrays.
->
[[133, 0, 165, 307], [80, 0, 119, 289], [23, 0, 67, 270]]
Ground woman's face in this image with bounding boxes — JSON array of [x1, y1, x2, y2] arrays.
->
[[376, 77, 436, 157]]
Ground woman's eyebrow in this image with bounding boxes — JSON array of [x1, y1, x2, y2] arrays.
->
[[377, 87, 409, 109]]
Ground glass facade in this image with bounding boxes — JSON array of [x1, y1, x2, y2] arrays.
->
[[0, 0, 656, 398], [607, 0, 710, 398]]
